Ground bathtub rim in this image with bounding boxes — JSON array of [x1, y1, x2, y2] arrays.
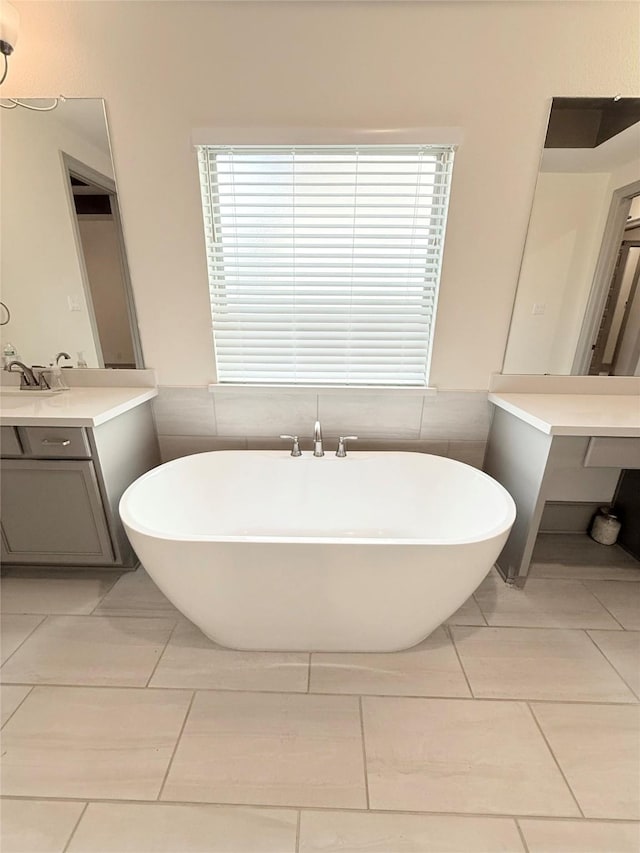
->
[[119, 450, 516, 547]]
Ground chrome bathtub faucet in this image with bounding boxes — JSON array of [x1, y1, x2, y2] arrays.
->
[[313, 420, 324, 457], [336, 435, 358, 457], [280, 434, 301, 457]]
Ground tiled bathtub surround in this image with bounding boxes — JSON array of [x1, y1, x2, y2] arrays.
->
[[151, 388, 217, 437], [153, 386, 491, 465], [1, 535, 639, 852]]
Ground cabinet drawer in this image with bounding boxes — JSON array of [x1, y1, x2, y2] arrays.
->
[[1, 426, 23, 457], [584, 437, 640, 469], [18, 426, 91, 459]]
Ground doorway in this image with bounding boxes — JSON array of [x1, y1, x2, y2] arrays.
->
[[574, 181, 640, 375], [589, 236, 640, 374]]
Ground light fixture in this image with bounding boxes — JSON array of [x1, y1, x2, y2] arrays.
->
[[0, 0, 18, 55], [0, 0, 63, 110], [0, 0, 18, 82]]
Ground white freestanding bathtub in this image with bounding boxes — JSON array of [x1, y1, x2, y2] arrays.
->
[[120, 451, 515, 652]]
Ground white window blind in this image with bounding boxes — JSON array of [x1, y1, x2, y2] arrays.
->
[[197, 144, 455, 386]]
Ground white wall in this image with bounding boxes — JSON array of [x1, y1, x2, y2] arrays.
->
[[0, 105, 114, 367], [5, 1, 639, 389]]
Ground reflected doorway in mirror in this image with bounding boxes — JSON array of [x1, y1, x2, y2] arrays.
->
[[62, 153, 143, 369]]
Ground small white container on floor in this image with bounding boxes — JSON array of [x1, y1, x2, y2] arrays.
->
[[590, 508, 622, 546]]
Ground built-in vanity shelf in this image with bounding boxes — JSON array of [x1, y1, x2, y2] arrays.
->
[[484, 387, 640, 587], [584, 437, 640, 468], [0, 386, 159, 570]]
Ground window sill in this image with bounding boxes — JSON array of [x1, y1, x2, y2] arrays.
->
[[207, 383, 438, 397]]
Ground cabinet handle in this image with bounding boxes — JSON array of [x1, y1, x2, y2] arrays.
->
[[41, 439, 71, 447]]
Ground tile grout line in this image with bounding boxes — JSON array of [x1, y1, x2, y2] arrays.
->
[[442, 621, 627, 634], [3, 792, 638, 823], [3, 609, 179, 620], [0, 680, 637, 706], [144, 619, 181, 688], [0, 684, 33, 730], [524, 702, 585, 819], [90, 610, 181, 619], [445, 624, 475, 698], [210, 393, 218, 435], [306, 653, 311, 693], [0, 615, 47, 669], [61, 801, 89, 853], [577, 580, 627, 631], [514, 817, 531, 853], [528, 569, 640, 583], [156, 690, 197, 802], [471, 592, 489, 626], [583, 629, 640, 701], [358, 696, 371, 810], [588, 628, 640, 632], [295, 809, 301, 853], [3, 609, 634, 630], [417, 397, 426, 437]]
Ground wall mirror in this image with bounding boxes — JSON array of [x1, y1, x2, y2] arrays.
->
[[503, 96, 640, 376], [0, 98, 143, 369]]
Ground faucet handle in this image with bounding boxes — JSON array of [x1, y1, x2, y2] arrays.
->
[[280, 435, 302, 457], [336, 435, 358, 457], [37, 369, 52, 390]]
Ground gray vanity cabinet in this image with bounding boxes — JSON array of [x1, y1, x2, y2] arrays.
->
[[0, 402, 159, 569], [1, 459, 114, 564]]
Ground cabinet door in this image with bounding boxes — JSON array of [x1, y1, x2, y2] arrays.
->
[[1, 426, 23, 457], [1, 460, 114, 564]]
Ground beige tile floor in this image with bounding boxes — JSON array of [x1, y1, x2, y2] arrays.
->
[[1, 534, 639, 853]]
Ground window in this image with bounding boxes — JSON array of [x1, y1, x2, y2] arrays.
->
[[197, 144, 455, 386]]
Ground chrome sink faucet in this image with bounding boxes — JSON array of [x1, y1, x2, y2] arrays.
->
[[313, 420, 324, 457], [7, 361, 39, 389]]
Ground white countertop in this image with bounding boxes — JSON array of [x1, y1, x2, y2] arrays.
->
[[0, 387, 157, 427], [489, 393, 640, 437]]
